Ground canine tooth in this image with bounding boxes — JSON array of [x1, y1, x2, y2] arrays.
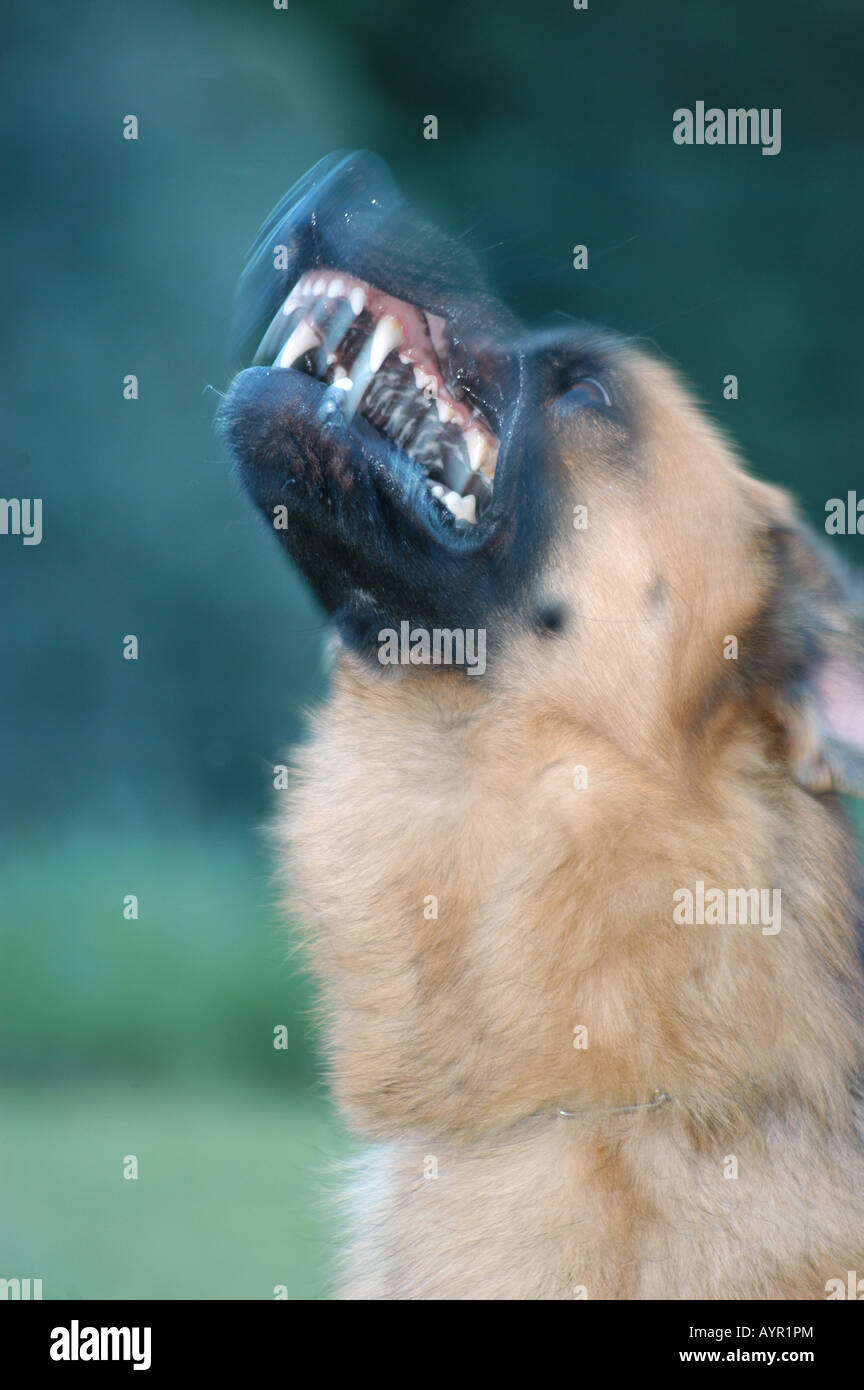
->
[[431, 484, 445, 499], [327, 277, 345, 298], [349, 286, 366, 315], [339, 349, 376, 415], [277, 320, 320, 368], [399, 353, 411, 365], [254, 304, 303, 365], [464, 426, 490, 472], [443, 490, 462, 516], [368, 315, 404, 372]]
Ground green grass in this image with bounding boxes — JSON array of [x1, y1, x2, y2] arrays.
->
[[1, 831, 318, 1083], [0, 834, 353, 1297], [0, 1082, 353, 1299]]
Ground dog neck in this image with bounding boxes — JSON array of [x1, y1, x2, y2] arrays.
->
[[289, 658, 864, 1144]]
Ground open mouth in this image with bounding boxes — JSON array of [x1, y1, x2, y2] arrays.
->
[[252, 268, 500, 526], [220, 151, 555, 631]]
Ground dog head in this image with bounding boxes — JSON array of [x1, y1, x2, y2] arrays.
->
[[219, 151, 864, 797]]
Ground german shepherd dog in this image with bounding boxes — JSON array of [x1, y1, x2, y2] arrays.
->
[[220, 152, 864, 1300]]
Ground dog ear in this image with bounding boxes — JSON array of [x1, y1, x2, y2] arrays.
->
[[753, 487, 864, 795]]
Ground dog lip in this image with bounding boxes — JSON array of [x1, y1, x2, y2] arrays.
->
[[252, 266, 502, 529]]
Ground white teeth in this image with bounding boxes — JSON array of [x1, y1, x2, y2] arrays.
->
[[428, 482, 477, 523], [464, 425, 490, 472], [436, 397, 458, 424], [277, 320, 320, 368], [267, 275, 491, 523], [440, 490, 478, 523], [414, 367, 437, 399], [253, 295, 304, 363], [368, 315, 404, 372]]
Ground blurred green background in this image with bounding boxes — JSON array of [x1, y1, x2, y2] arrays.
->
[[2, 0, 862, 1298]]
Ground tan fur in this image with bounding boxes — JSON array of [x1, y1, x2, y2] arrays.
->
[[277, 344, 864, 1299]]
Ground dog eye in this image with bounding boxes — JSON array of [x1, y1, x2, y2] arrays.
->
[[565, 377, 611, 408]]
